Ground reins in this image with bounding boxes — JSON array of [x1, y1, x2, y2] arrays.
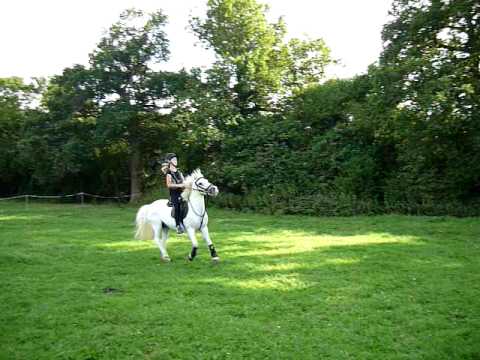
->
[[188, 196, 208, 230], [187, 177, 211, 230]]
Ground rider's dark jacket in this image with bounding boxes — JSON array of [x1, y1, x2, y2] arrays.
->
[[166, 169, 185, 227], [166, 169, 184, 201]]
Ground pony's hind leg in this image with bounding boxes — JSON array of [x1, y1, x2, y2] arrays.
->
[[186, 227, 199, 261], [160, 224, 170, 261], [201, 225, 220, 262], [153, 223, 170, 262]]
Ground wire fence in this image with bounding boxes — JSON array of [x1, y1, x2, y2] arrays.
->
[[0, 192, 140, 206]]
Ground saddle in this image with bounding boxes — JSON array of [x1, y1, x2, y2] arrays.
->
[[167, 199, 189, 221]]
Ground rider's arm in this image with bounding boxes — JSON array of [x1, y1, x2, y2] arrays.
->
[[179, 173, 191, 189], [166, 174, 185, 189]]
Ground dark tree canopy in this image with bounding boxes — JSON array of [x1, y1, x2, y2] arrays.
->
[[1, 0, 479, 215]]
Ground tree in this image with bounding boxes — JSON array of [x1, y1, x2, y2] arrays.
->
[[283, 37, 332, 92], [379, 0, 480, 205], [0, 77, 41, 194], [19, 65, 101, 193], [191, 0, 333, 116], [89, 8, 172, 201]]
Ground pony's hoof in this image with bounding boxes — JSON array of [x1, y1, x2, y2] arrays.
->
[[161, 256, 171, 263], [211, 256, 220, 263]]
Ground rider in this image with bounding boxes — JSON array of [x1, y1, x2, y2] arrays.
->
[[162, 153, 188, 234]]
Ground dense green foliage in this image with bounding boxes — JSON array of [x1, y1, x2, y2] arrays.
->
[[1, 0, 479, 215], [1, 203, 479, 359], [0, 78, 43, 194], [204, 0, 480, 216], [191, 0, 332, 115], [0, 10, 188, 200]]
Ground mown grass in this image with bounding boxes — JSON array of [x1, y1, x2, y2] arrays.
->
[[0, 202, 479, 359]]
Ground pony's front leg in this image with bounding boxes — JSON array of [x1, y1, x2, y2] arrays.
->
[[153, 223, 170, 262], [201, 225, 220, 262], [186, 227, 199, 261]]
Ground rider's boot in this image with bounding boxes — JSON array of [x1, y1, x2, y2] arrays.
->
[[176, 224, 185, 234]]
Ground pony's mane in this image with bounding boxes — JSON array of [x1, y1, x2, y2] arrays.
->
[[181, 169, 203, 200]]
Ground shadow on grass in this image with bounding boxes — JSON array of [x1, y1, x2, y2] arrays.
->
[[1, 204, 479, 359], [81, 219, 472, 309], [75, 233, 479, 359]]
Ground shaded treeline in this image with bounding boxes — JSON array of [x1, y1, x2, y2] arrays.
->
[[1, 0, 479, 215]]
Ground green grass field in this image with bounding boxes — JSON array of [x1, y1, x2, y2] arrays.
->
[[1, 202, 479, 359]]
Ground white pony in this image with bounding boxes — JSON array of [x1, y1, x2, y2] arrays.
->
[[134, 169, 220, 262]]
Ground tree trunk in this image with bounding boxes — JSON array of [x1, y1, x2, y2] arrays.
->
[[463, 6, 480, 98], [129, 145, 143, 203]]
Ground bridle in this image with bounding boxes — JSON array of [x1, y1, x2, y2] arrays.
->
[[188, 177, 215, 229], [193, 177, 214, 195]]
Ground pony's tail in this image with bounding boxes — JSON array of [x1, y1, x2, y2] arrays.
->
[[135, 205, 153, 240]]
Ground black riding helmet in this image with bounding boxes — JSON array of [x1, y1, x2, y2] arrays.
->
[[161, 153, 178, 174], [165, 153, 177, 162]]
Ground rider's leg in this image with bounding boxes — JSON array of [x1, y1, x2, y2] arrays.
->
[[172, 196, 184, 234], [176, 199, 185, 229]]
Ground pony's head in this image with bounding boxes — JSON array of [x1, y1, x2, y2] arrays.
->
[[182, 169, 219, 200]]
